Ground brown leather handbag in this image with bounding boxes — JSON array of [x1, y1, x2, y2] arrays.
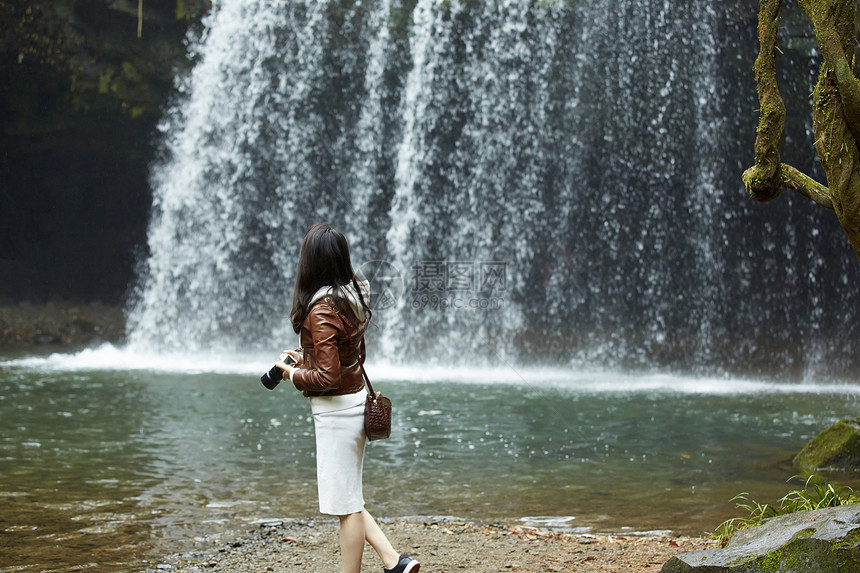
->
[[361, 364, 391, 441], [320, 295, 391, 440]]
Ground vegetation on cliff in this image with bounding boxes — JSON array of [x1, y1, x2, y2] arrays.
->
[[0, 0, 209, 302]]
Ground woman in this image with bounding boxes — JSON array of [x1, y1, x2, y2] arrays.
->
[[274, 223, 419, 573]]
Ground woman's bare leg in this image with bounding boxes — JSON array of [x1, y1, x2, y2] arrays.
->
[[360, 509, 400, 568], [338, 509, 405, 572], [338, 512, 365, 573]]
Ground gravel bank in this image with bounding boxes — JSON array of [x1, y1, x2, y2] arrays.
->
[[146, 517, 715, 573]]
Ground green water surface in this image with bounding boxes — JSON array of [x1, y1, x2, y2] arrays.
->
[[0, 363, 857, 571]]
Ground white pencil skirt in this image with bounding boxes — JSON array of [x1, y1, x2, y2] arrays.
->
[[312, 402, 367, 515]]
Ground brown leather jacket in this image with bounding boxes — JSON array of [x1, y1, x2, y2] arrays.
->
[[291, 297, 367, 396]]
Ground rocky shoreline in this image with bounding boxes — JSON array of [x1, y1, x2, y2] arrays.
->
[[145, 517, 715, 573], [0, 302, 125, 348]]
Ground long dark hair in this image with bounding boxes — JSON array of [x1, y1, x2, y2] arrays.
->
[[289, 223, 371, 333]]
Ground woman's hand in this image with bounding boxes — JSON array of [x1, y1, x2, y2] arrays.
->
[[282, 349, 302, 364], [274, 349, 302, 380], [274, 359, 295, 380]]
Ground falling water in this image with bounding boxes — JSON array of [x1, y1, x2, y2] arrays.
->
[[127, 0, 860, 380]]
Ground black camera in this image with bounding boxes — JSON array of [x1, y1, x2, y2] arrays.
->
[[260, 355, 295, 390]]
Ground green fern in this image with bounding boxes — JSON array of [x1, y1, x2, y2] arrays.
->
[[711, 475, 859, 547]]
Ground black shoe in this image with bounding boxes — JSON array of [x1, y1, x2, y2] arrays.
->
[[383, 554, 420, 573]]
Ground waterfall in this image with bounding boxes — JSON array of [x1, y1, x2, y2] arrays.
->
[[127, 0, 860, 380]]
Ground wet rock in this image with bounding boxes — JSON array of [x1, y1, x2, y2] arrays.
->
[[33, 332, 62, 345], [661, 504, 860, 572], [794, 416, 860, 471]]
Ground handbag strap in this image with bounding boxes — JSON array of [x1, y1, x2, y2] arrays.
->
[[359, 362, 375, 396]]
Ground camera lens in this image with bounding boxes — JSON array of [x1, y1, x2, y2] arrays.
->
[[260, 365, 282, 390]]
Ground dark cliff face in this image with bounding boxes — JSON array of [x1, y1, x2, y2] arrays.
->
[[0, 0, 210, 303]]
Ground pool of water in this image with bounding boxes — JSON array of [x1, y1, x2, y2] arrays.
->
[[1, 347, 858, 571]]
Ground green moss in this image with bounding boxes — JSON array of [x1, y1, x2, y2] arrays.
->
[[175, 0, 211, 20], [757, 549, 782, 572], [791, 527, 817, 541], [121, 61, 142, 83], [751, 540, 822, 572], [835, 529, 860, 570], [794, 416, 860, 470], [759, 0, 860, 259], [832, 528, 860, 551], [710, 524, 860, 572], [726, 552, 759, 567], [98, 67, 117, 94]]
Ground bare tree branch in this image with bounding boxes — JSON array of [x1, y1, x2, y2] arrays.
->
[[779, 164, 834, 209]]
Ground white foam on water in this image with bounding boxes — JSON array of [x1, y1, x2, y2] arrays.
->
[[0, 344, 265, 375], [520, 516, 576, 528], [370, 362, 860, 395], [2, 344, 858, 396]]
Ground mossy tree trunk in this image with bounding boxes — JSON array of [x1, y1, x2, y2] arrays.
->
[[743, 0, 860, 260]]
